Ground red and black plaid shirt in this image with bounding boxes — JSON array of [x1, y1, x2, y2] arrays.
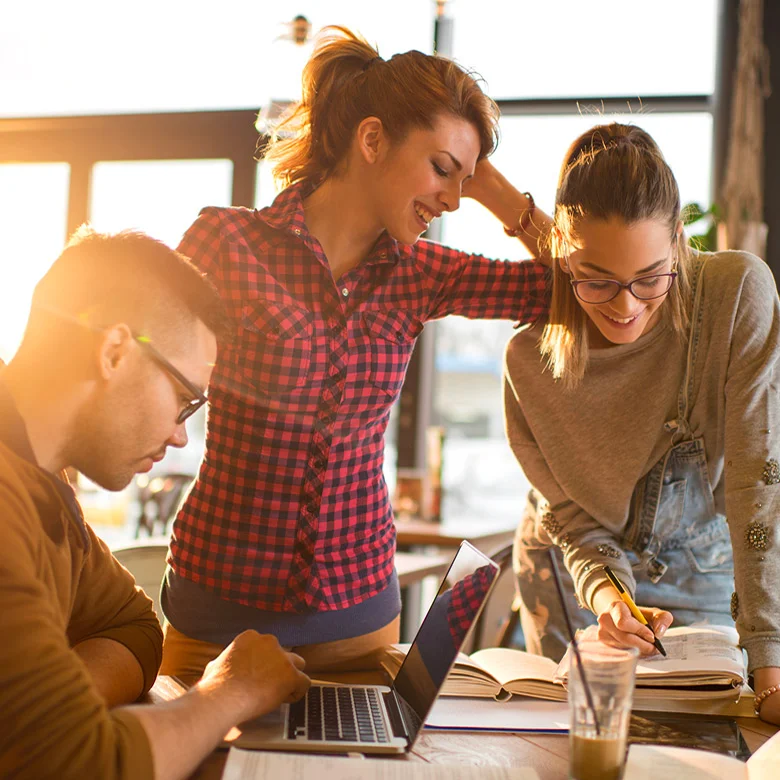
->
[[169, 184, 548, 613]]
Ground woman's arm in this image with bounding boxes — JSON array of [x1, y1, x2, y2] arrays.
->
[[752, 667, 780, 724], [720, 255, 780, 725], [504, 353, 642, 618], [463, 158, 553, 264]]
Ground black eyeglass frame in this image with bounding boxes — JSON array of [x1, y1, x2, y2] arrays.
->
[[135, 336, 208, 425], [569, 271, 679, 305], [34, 303, 209, 425]]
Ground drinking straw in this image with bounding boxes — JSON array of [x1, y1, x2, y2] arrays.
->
[[548, 549, 600, 735]]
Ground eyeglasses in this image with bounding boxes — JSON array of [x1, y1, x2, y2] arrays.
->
[[35, 304, 208, 425], [569, 271, 678, 305], [135, 336, 208, 424]]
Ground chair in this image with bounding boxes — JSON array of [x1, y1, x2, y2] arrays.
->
[[134, 472, 194, 538], [112, 543, 169, 618], [471, 542, 523, 651]]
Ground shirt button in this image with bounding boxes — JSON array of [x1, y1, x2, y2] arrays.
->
[[294, 228, 302, 236], [379, 251, 387, 259], [341, 287, 349, 297]]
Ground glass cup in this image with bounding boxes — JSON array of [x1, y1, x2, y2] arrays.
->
[[568, 642, 639, 780]]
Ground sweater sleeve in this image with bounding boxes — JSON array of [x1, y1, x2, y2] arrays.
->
[[0, 483, 154, 779], [67, 525, 164, 696], [720, 255, 780, 671], [416, 240, 550, 324], [503, 367, 636, 610]]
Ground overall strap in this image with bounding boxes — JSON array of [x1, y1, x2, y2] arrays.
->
[[664, 255, 708, 444]]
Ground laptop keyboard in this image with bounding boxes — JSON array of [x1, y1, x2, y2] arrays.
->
[[287, 685, 391, 743]]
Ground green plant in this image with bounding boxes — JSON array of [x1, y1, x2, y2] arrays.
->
[[682, 202, 722, 252]]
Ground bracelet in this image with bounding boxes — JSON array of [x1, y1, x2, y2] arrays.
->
[[504, 192, 536, 238], [753, 684, 780, 715]]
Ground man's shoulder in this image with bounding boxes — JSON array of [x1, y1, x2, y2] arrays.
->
[[0, 442, 75, 552], [0, 440, 35, 508]]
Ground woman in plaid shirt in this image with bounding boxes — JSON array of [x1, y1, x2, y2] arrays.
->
[[160, 27, 549, 682]]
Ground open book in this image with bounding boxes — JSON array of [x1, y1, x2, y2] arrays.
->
[[624, 729, 780, 780], [381, 625, 753, 716]]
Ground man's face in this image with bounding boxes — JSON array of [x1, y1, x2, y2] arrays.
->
[[72, 319, 217, 491]]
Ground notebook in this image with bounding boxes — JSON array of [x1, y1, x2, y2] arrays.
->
[[225, 539, 500, 755]]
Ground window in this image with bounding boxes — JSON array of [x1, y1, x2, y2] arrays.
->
[[452, 0, 718, 99], [0, 1, 724, 538], [0, 164, 70, 362], [433, 3, 718, 523], [0, 1, 435, 117], [90, 159, 233, 247]]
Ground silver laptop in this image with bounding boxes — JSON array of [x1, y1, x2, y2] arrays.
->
[[226, 540, 500, 754]]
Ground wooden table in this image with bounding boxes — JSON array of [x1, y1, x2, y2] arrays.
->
[[150, 674, 775, 779], [186, 717, 777, 779], [395, 516, 517, 553]]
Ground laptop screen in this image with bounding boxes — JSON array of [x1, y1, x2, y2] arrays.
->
[[391, 540, 500, 742]]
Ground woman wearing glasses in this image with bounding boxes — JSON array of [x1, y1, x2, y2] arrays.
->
[[504, 122, 780, 725]]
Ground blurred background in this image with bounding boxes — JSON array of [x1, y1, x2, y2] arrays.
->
[[0, 0, 775, 547]]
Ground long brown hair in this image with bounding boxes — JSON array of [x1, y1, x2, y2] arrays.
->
[[263, 26, 499, 189], [540, 123, 693, 387]]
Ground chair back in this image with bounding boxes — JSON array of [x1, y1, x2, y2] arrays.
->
[[112, 543, 169, 618], [470, 542, 523, 651]]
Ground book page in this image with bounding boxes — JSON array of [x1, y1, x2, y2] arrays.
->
[[388, 643, 496, 679], [222, 749, 541, 780], [470, 648, 560, 686], [624, 745, 746, 780], [555, 626, 745, 686], [636, 626, 745, 680]]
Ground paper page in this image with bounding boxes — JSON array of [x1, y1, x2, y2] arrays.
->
[[555, 625, 745, 684], [389, 643, 494, 678], [222, 749, 541, 780], [470, 648, 560, 686], [425, 696, 568, 732], [380, 644, 499, 694], [635, 626, 744, 678], [624, 745, 746, 780], [746, 729, 780, 780]]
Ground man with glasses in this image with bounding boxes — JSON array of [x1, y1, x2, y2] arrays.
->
[[0, 226, 309, 779]]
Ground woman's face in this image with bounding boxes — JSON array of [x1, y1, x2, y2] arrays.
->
[[562, 217, 677, 346], [372, 113, 481, 245]]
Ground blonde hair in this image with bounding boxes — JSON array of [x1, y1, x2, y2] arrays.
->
[[263, 26, 499, 189], [540, 123, 693, 388]]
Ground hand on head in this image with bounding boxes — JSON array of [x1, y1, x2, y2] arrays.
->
[[199, 630, 310, 722], [596, 601, 673, 657]]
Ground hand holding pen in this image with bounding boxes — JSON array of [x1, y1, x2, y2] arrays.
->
[[593, 565, 673, 657]]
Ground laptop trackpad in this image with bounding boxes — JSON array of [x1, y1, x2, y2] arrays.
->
[[223, 706, 287, 747]]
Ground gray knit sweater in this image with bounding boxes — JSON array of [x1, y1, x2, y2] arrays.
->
[[504, 251, 780, 670]]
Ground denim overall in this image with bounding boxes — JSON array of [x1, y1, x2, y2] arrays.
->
[[515, 257, 735, 661]]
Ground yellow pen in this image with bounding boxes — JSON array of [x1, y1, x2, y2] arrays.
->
[[603, 565, 667, 657]]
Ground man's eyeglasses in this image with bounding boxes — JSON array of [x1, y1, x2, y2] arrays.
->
[[36, 304, 208, 425], [569, 271, 678, 305], [135, 336, 208, 425]]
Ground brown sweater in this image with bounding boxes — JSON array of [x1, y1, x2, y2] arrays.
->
[[0, 382, 162, 778]]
